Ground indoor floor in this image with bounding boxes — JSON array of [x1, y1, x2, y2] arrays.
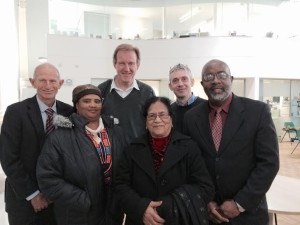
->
[[0, 141, 299, 225]]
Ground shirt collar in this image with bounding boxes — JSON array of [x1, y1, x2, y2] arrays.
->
[[110, 77, 140, 92], [209, 93, 233, 113], [176, 93, 197, 106], [85, 117, 104, 133], [36, 95, 57, 113]]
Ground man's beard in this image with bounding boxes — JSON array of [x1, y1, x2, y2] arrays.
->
[[208, 90, 230, 105]]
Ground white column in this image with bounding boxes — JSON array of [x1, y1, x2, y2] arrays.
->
[[18, 0, 29, 79], [0, 0, 19, 118], [245, 77, 260, 100]]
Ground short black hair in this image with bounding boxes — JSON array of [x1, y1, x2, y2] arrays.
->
[[143, 96, 173, 118]]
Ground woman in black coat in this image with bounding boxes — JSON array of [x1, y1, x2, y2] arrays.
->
[[115, 96, 214, 225], [36, 84, 129, 225]]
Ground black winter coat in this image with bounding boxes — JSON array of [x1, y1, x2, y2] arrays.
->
[[36, 113, 129, 225], [115, 130, 215, 225]]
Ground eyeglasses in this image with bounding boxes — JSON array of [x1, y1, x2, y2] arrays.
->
[[147, 112, 170, 121], [202, 72, 230, 82]]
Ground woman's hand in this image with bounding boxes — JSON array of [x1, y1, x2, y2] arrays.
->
[[143, 201, 165, 225], [220, 200, 240, 219], [208, 201, 230, 224]]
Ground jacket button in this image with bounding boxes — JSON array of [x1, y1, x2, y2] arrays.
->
[[160, 179, 167, 186]]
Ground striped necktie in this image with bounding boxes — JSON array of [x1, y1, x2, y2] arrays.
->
[[45, 108, 55, 135]]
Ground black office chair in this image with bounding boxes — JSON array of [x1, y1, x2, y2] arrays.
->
[[291, 129, 300, 154], [280, 122, 297, 143]]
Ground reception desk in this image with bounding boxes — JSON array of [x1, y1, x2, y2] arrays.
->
[[267, 175, 300, 225]]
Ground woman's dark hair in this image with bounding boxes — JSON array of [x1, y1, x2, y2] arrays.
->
[[143, 96, 173, 118]]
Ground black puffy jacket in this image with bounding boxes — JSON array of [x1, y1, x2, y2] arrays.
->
[[37, 113, 129, 225]]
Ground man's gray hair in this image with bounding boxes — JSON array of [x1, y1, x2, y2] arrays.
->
[[169, 63, 193, 80]]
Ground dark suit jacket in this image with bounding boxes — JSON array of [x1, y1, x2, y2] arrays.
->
[[184, 94, 279, 225], [0, 96, 73, 214]]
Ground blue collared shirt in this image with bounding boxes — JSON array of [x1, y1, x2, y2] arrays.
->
[[176, 93, 197, 106]]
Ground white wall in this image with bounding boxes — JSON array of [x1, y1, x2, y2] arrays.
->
[[26, 0, 49, 76], [47, 35, 300, 79], [43, 35, 300, 103], [0, 0, 19, 115]]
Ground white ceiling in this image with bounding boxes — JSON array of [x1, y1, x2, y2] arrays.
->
[[63, 0, 285, 7]]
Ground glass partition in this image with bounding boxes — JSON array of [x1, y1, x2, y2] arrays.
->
[[49, 1, 300, 40], [261, 79, 300, 138]]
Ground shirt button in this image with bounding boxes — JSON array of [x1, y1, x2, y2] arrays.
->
[[160, 179, 167, 186]]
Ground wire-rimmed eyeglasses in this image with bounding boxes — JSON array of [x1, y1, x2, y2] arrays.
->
[[202, 71, 230, 82], [147, 112, 170, 121]]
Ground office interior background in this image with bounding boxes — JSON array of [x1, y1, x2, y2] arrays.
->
[[1, 0, 300, 136]]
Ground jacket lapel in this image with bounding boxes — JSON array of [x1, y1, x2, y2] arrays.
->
[[194, 104, 217, 155], [27, 96, 45, 147], [219, 95, 245, 153], [56, 100, 73, 116], [131, 138, 156, 182], [158, 142, 187, 177], [157, 132, 189, 177]]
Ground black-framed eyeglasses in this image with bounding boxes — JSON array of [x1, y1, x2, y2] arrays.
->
[[147, 112, 170, 121], [202, 72, 230, 82]]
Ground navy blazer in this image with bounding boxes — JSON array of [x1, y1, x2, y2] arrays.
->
[[0, 96, 73, 213], [184, 94, 279, 225]]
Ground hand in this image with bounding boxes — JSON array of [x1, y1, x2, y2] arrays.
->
[[30, 193, 49, 213], [220, 200, 240, 219], [208, 201, 229, 224], [143, 201, 165, 225]]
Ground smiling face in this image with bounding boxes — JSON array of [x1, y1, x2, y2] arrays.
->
[[30, 64, 64, 107], [114, 50, 140, 89], [76, 94, 102, 122], [169, 69, 194, 102], [201, 60, 233, 106], [146, 101, 172, 138]]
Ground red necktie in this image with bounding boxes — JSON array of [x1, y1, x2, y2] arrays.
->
[[45, 108, 55, 135], [212, 108, 222, 151]]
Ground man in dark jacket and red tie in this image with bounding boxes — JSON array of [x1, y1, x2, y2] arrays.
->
[[0, 63, 73, 225], [184, 59, 279, 225]]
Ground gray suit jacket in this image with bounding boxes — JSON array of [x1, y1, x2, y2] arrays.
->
[[184, 94, 279, 225]]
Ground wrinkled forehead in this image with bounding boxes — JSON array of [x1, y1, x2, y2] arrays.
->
[[34, 70, 60, 82], [148, 101, 168, 112], [170, 69, 190, 78], [170, 68, 193, 81], [203, 61, 230, 75]]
